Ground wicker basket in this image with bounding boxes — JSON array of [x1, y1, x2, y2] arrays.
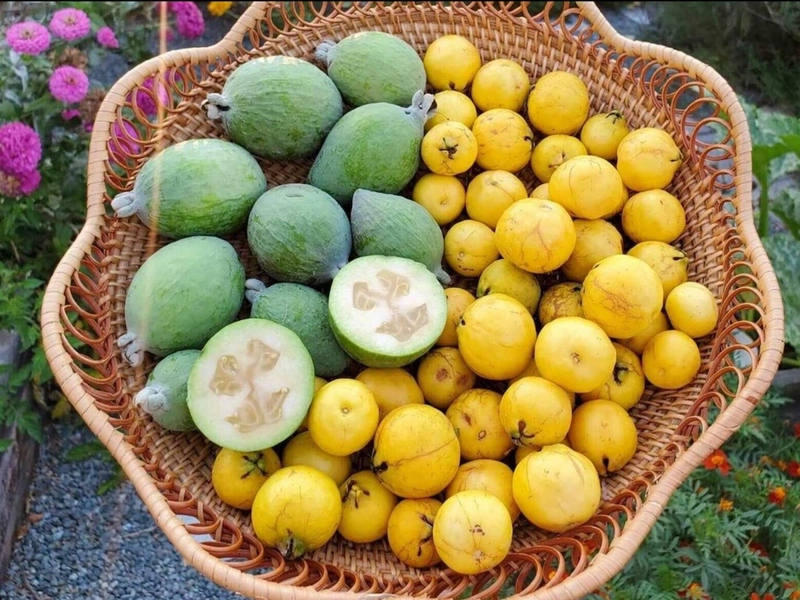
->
[[40, 2, 785, 598]]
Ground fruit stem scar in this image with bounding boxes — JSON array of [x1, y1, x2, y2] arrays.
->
[[372, 460, 389, 474], [571, 352, 581, 364], [439, 137, 458, 159]]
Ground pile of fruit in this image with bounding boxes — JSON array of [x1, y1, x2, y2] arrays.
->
[[115, 31, 720, 576]]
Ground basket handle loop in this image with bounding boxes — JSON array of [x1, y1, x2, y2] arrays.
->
[[575, 1, 634, 53], [221, 1, 271, 47]]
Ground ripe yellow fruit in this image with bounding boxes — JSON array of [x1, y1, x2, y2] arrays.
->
[[622, 189, 687, 244], [421, 121, 478, 176], [372, 404, 461, 498], [599, 182, 630, 220], [338, 471, 399, 544], [642, 330, 702, 389], [465, 170, 528, 230], [412, 174, 466, 226], [618, 311, 670, 355], [529, 182, 550, 199], [425, 90, 479, 131], [568, 399, 638, 475], [531, 134, 588, 183], [549, 155, 624, 219], [445, 459, 519, 521], [308, 379, 379, 457], [432, 490, 513, 575], [508, 359, 576, 408], [355, 368, 425, 423], [423, 34, 482, 92], [444, 219, 499, 277], [562, 219, 624, 283], [581, 255, 664, 339], [616, 127, 683, 192], [252, 465, 342, 558], [281, 431, 352, 487], [538, 281, 584, 326], [446, 389, 514, 460], [534, 316, 616, 393], [581, 343, 646, 411], [627, 241, 689, 299], [665, 282, 719, 338], [476, 258, 542, 314], [515, 444, 539, 464], [580, 110, 631, 160], [512, 444, 601, 533], [387, 498, 442, 568], [472, 108, 534, 172], [416, 347, 477, 410], [527, 71, 590, 135], [457, 293, 537, 380], [494, 199, 577, 274], [297, 377, 328, 431], [471, 59, 530, 112], [500, 376, 573, 446], [436, 287, 476, 347], [211, 447, 281, 510]]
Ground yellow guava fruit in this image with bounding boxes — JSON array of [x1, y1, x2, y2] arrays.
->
[[281, 431, 352, 487], [472, 108, 534, 172], [618, 311, 670, 355], [581, 342, 646, 411], [476, 258, 542, 314], [465, 170, 528, 230], [666, 282, 719, 339], [627, 241, 689, 299], [471, 58, 530, 112], [642, 330, 702, 389], [549, 155, 624, 220], [444, 219, 500, 277], [579, 110, 631, 160], [412, 173, 466, 226], [211, 447, 281, 510], [416, 347, 477, 410], [445, 459, 520, 521], [622, 189, 687, 244], [436, 287, 476, 347], [568, 399, 638, 475], [527, 71, 589, 135], [338, 470, 399, 544], [531, 134, 588, 183], [297, 377, 328, 432], [355, 367, 425, 423], [387, 498, 442, 568], [425, 90, 479, 131], [529, 182, 550, 199], [616, 127, 683, 191], [308, 378, 379, 457], [508, 359, 576, 408], [515, 444, 539, 464], [446, 388, 514, 460], [562, 219, 624, 283], [421, 121, 479, 176], [537, 281, 584, 326], [500, 376, 572, 446], [423, 34, 482, 92], [599, 181, 630, 220]]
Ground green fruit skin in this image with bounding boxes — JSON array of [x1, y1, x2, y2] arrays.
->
[[251, 283, 350, 378], [323, 32, 426, 107], [218, 56, 343, 161], [130, 139, 267, 239], [328, 317, 436, 369], [306, 103, 424, 208], [351, 189, 450, 285], [247, 184, 352, 286], [125, 236, 245, 356], [140, 349, 200, 431]]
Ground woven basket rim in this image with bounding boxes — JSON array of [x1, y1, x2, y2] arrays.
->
[[39, 2, 786, 599]]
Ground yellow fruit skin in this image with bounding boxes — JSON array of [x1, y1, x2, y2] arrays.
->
[[538, 282, 584, 326], [445, 459, 520, 521], [425, 90, 479, 131], [508, 359, 576, 408], [412, 174, 466, 226], [619, 311, 670, 355], [616, 127, 683, 192], [494, 199, 577, 274], [281, 431, 352, 487], [529, 183, 550, 199], [622, 189, 687, 244], [421, 121, 479, 176], [580, 111, 630, 160], [251, 465, 342, 558], [512, 444, 601, 533], [476, 259, 542, 314], [500, 376, 572, 447], [472, 109, 534, 173], [549, 155, 624, 220], [581, 254, 664, 339], [465, 170, 528, 230], [436, 288, 476, 347], [642, 330, 701, 390], [457, 293, 537, 380], [211, 447, 281, 510], [568, 399, 638, 475], [298, 377, 328, 431], [470, 59, 530, 113], [387, 498, 442, 568], [423, 35, 482, 93], [416, 347, 477, 410], [308, 379, 379, 457], [446, 389, 514, 460], [372, 404, 461, 498], [665, 282, 719, 338], [432, 490, 513, 575], [581, 342, 646, 411], [527, 71, 590, 135], [530, 134, 588, 183], [627, 241, 689, 300], [562, 219, 624, 283], [444, 220, 499, 277], [514, 444, 539, 464], [534, 316, 616, 394], [356, 368, 425, 422], [338, 471, 399, 544]]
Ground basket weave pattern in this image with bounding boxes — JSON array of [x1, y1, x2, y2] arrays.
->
[[41, 2, 784, 599]]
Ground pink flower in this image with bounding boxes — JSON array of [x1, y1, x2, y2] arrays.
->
[[0, 122, 42, 177], [130, 77, 170, 116], [96, 26, 119, 49], [62, 109, 81, 121], [0, 169, 41, 197], [5, 21, 51, 55], [49, 8, 91, 41], [49, 66, 90, 104], [109, 121, 141, 159], [174, 2, 205, 39]]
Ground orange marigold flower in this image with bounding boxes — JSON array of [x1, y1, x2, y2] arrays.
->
[[768, 486, 787, 505], [703, 449, 731, 475], [718, 498, 734, 512], [787, 461, 800, 478], [750, 594, 777, 600], [777, 460, 788, 471], [794, 423, 800, 438], [748, 541, 769, 558], [760, 456, 775, 466], [679, 583, 709, 599], [790, 591, 800, 600]]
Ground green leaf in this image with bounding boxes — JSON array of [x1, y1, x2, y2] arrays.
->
[[0, 438, 14, 453], [771, 187, 800, 239], [762, 233, 800, 348], [97, 468, 126, 495], [17, 409, 43, 443], [65, 441, 107, 462]]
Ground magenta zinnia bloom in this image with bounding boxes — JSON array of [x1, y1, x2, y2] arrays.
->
[[49, 8, 91, 41], [0, 169, 41, 197], [96, 26, 119, 49], [49, 66, 90, 104], [130, 77, 170, 116], [109, 121, 142, 159], [62, 109, 81, 121], [0, 122, 42, 177], [174, 2, 205, 39], [5, 21, 51, 55]]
